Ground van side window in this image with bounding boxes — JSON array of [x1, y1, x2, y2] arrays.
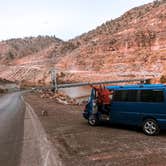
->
[[140, 90, 164, 102], [113, 90, 138, 102]]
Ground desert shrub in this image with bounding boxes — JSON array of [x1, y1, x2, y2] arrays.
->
[[160, 75, 166, 83], [0, 88, 7, 93]]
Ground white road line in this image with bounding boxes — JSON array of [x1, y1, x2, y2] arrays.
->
[[21, 96, 63, 166], [44, 150, 50, 166]]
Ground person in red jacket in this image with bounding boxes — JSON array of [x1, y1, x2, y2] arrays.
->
[[91, 84, 113, 113]]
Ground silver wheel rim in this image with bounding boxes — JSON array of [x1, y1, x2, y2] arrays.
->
[[89, 118, 96, 125], [144, 121, 157, 135]]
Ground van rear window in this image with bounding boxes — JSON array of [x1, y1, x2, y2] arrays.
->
[[140, 90, 164, 102]]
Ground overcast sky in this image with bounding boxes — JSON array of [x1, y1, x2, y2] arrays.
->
[[0, 0, 154, 41]]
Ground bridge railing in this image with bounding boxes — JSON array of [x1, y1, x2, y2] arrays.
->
[[56, 78, 151, 89]]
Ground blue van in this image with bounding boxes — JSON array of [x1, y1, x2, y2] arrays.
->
[[83, 84, 166, 135]]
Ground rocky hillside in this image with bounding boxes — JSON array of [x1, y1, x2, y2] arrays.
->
[[0, 36, 63, 63], [0, 36, 64, 86], [0, 0, 166, 85], [53, 0, 166, 82]]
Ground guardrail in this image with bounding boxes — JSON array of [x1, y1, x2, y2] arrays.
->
[[57, 78, 151, 89]]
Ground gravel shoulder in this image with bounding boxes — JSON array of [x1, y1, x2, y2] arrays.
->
[[24, 92, 166, 166]]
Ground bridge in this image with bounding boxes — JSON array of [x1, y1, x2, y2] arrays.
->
[[53, 78, 151, 91]]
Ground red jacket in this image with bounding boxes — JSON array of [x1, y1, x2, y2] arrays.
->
[[92, 85, 112, 104], [100, 89, 111, 104]]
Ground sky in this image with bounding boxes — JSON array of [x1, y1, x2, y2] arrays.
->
[[0, 0, 154, 41]]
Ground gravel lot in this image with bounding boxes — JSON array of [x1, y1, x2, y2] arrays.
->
[[25, 92, 166, 166]]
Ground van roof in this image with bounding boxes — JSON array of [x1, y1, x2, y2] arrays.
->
[[106, 84, 166, 90]]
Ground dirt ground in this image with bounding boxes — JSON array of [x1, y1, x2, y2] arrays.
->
[[25, 92, 166, 166]]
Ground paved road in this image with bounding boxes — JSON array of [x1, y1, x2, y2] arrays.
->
[[0, 92, 61, 166], [0, 92, 25, 166]]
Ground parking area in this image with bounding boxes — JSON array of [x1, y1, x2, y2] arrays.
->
[[25, 92, 166, 166]]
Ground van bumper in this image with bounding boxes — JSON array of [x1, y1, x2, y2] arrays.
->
[[83, 112, 89, 119]]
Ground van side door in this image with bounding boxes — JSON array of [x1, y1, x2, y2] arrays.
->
[[110, 90, 141, 125], [138, 89, 166, 127]]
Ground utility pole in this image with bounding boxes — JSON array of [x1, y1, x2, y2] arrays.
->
[[50, 68, 58, 92]]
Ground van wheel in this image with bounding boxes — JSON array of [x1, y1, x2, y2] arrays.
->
[[88, 115, 99, 126], [143, 119, 160, 136]]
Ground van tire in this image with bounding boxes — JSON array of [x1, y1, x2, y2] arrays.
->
[[143, 119, 160, 136], [88, 115, 99, 126]]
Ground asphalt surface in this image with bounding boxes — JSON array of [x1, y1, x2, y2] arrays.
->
[[0, 92, 61, 166], [0, 92, 25, 166]]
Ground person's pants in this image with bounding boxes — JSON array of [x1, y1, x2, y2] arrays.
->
[[102, 104, 110, 114]]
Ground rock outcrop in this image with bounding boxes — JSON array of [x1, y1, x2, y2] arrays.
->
[[54, 0, 166, 83], [0, 0, 165, 85]]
